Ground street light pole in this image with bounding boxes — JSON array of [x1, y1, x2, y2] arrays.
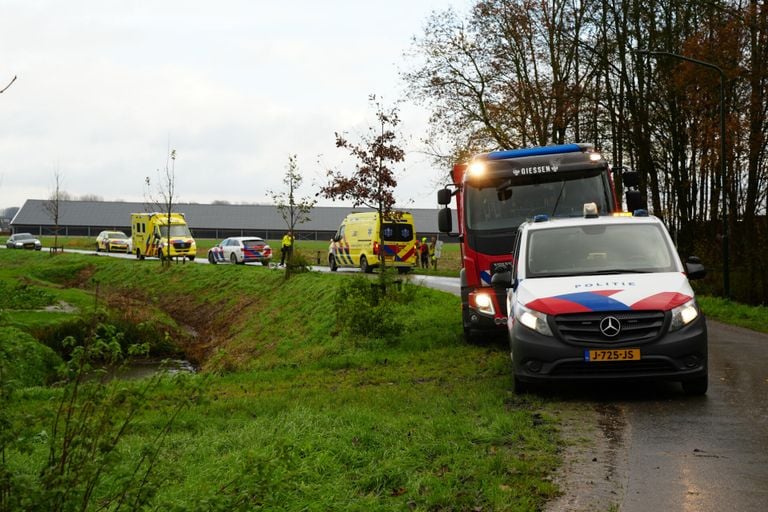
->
[[635, 49, 729, 298]]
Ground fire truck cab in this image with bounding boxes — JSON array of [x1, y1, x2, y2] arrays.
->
[[437, 143, 641, 343]]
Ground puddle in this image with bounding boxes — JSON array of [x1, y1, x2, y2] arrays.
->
[[100, 359, 196, 381]]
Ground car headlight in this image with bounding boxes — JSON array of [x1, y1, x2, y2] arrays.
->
[[515, 302, 553, 336], [471, 291, 495, 315], [669, 298, 699, 331]]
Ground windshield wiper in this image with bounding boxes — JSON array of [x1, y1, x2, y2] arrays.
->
[[588, 269, 651, 275]]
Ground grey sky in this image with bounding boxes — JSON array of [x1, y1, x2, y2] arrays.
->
[[0, 1, 465, 211]]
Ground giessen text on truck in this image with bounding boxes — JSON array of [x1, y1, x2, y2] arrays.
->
[[131, 212, 197, 261], [437, 143, 642, 343]]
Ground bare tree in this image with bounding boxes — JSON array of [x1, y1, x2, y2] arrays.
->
[[145, 149, 178, 268], [78, 194, 104, 202], [43, 169, 66, 252], [320, 95, 406, 270], [268, 155, 317, 269]]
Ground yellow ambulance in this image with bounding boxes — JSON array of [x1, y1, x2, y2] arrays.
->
[[328, 211, 418, 273], [131, 212, 197, 261]]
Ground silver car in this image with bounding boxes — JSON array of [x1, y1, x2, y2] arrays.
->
[[5, 233, 42, 250]]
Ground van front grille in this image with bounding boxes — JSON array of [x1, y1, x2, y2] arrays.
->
[[554, 311, 666, 345]]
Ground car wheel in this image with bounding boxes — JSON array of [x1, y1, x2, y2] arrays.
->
[[329, 254, 338, 271], [513, 374, 530, 394], [360, 255, 372, 273], [230, 253, 238, 265], [208, 253, 217, 265], [682, 375, 708, 396]]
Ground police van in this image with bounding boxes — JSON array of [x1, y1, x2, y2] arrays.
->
[[329, 211, 418, 274], [492, 204, 708, 395]]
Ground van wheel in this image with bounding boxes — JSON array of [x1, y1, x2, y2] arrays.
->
[[230, 253, 238, 265], [513, 375, 530, 394], [136, 249, 144, 260], [682, 375, 708, 396], [360, 255, 372, 273], [329, 254, 338, 271], [187, 255, 195, 262]]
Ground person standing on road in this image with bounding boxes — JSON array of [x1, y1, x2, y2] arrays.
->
[[280, 231, 293, 266]]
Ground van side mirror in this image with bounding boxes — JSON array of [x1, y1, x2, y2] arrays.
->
[[437, 188, 452, 206], [685, 256, 707, 280], [438, 207, 452, 233], [625, 190, 646, 213], [622, 170, 640, 188]]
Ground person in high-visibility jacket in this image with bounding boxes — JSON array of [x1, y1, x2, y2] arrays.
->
[[280, 231, 293, 266]]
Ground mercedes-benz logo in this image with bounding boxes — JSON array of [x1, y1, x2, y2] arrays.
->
[[600, 316, 621, 337]]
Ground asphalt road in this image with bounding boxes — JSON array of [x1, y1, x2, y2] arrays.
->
[[618, 319, 768, 512], [24, 247, 768, 509]]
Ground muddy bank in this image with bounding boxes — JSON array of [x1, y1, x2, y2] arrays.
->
[[544, 402, 629, 512]]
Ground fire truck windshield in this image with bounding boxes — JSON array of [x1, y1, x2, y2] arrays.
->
[[465, 168, 611, 231]]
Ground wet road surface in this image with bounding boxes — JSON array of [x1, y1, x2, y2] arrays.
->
[[620, 320, 768, 512]]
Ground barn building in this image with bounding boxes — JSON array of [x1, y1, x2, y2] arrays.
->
[[9, 199, 450, 242]]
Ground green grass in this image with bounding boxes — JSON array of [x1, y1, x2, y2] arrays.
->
[[1, 249, 559, 511], [698, 295, 768, 334], [31, 235, 463, 276]]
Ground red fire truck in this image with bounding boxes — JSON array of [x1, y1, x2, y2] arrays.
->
[[437, 143, 641, 343]]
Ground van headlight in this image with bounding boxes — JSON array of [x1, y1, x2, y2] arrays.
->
[[669, 299, 699, 331], [472, 291, 495, 315], [516, 303, 553, 336]]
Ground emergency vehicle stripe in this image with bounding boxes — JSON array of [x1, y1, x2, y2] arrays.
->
[[527, 292, 631, 315], [480, 271, 492, 285], [631, 292, 691, 311], [334, 246, 353, 265], [527, 290, 693, 315], [399, 247, 415, 261]]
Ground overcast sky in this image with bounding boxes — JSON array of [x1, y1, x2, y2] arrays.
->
[[0, 0, 466, 211]]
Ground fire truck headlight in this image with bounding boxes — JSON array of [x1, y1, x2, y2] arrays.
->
[[516, 303, 553, 336], [670, 299, 699, 331], [473, 291, 495, 315], [467, 161, 486, 177]]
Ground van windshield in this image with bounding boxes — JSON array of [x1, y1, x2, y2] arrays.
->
[[158, 225, 191, 238], [526, 223, 678, 277], [381, 223, 414, 242]]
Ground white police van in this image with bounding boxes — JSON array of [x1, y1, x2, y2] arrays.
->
[[492, 204, 708, 395]]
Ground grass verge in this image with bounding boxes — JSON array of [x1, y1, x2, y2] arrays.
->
[[1, 249, 559, 510]]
